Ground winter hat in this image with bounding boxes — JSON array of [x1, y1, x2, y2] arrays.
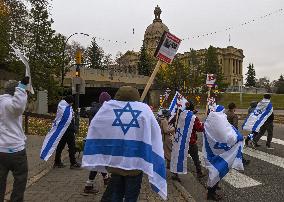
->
[[114, 86, 140, 102], [4, 80, 18, 95], [99, 92, 111, 104]]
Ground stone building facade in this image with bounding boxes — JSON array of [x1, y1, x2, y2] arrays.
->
[[117, 5, 245, 87]]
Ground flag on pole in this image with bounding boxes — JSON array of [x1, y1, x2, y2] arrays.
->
[[242, 98, 273, 132], [168, 91, 188, 121], [203, 105, 244, 187], [170, 110, 196, 174], [82, 100, 167, 200], [40, 100, 73, 161], [10, 45, 34, 94]]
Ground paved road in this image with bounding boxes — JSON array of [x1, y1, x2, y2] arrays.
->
[[181, 124, 284, 202]]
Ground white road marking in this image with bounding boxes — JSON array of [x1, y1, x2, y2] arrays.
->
[[190, 152, 262, 188], [243, 147, 284, 169], [260, 136, 284, 146]]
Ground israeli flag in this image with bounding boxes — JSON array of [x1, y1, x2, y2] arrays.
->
[[203, 106, 244, 187], [242, 99, 273, 132], [170, 110, 196, 174], [82, 100, 167, 200], [168, 91, 188, 121], [40, 100, 73, 161]]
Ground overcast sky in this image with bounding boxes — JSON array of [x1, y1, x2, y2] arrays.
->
[[50, 0, 284, 81]]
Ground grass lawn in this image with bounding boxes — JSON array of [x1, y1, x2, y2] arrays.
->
[[218, 93, 284, 109]]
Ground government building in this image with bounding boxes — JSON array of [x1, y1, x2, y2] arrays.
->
[[117, 5, 245, 87]]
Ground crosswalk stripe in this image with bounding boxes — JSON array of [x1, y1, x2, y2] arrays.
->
[[243, 147, 284, 169], [191, 152, 262, 188], [260, 136, 284, 146]]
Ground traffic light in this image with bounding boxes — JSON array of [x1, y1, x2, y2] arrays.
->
[[159, 95, 163, 106], [75, 66, 80, 77], [75, 50, 82, 65]]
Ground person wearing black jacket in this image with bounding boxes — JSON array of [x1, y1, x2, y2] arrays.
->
[[252, 94, 274, 149], [53, 95, 81, 169], [84, 92, 111, 194]]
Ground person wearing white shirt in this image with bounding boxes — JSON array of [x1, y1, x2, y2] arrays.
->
[[0, 77, 29, 202]]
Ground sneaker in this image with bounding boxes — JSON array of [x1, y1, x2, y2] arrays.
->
[[251, 141, 260, 149], [83, 185, 99, 194], [266, 145, 274, 150], [70, 162, 81, 169], [243, 159, 251, 166], [53, 162, 66, 168], [207, 193, 223, 201]]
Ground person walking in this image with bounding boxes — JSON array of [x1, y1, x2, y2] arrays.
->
[[252, 94, 274, 149], [83, 92, 111, 194], [226, 103, 250, 166], [0, 77, 29, 202], [186, 101, 205, 178], [53, 95, 81, 169], [245, 101, 258, 146], [159, 109, 175, 169]]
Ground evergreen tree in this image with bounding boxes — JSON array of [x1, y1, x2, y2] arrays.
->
[[27, 0, 61, 104], [138, 42, 154, 76], [276, 74, 284, 94], [204, 46, 226, 89], [245, 63, 256, 87], [87, 37, 104, 69]]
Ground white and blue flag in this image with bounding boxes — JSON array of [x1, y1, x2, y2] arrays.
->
[[242, 99, 273, 132], [40, 100, 73, 161], [170, 110, 196, 174], [203, 105, 244, 187], [168, 91, 188, 121], [82, 100, 167, 200]]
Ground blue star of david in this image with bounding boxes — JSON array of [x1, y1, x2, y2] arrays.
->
[[112, 102, 142, 135], [174, 128, 183, 143]]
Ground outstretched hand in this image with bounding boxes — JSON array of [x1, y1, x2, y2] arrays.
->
[[21, 76, 30, 85]]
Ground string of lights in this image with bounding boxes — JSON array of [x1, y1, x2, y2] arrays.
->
[[182, 8, 283, 40], [85, 8, 283, 45]]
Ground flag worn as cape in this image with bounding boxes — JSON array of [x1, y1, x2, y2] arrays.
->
[[82, 100, 167, 200], [168, 91, 188, 121], [242, 99, 273, 132], [203, 105, 244, 187], [10, 45, 34, 94], [170, 110, 195, 174], [40, 100, 73, 161]]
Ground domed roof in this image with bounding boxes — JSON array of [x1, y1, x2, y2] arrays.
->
[[144, 5, 169, 39]]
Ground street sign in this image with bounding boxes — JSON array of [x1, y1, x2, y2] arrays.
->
[[72, 77, 85, 95], [206, 74, 216, 87], [154, 31, 181, 64]]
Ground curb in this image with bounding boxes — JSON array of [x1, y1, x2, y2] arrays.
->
[[173, 180, 196, 202]]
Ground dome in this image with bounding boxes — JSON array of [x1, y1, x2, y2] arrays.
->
[[144, 5, 169, 56]]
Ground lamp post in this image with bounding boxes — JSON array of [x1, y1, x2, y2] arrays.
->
[[61, 32, 89, 93]]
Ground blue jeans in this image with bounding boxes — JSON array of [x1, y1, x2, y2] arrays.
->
[[102, 173, 143, 202]]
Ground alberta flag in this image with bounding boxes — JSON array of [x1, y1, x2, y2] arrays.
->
[[40, 100, 73, 161], [203, 106, 244, 187], [170, 110, 196, 174], [82, 100, 167, 200], [242, 98, 273, 132], [168, 91, 188, 121]]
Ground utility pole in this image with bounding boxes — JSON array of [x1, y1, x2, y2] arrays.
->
[[74, 49, 82, 134]]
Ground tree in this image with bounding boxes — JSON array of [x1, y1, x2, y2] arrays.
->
[[137, 42, 154, 76], [27, 0, 61, 104], [204, 46, 227, 89], [245, 63, 256, 87], [186, 49, 204, 93], [276, 74, 284, 94], [87, 37, 104, 69], [156, 57, 187, 90]]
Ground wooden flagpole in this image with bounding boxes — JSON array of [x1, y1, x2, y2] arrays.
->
[[205, 86, 211, 116]]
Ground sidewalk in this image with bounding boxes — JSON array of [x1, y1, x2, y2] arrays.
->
[[5, 135, 195, 202]]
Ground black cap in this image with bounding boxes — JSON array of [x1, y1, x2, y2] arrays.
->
[[264, 94, 271, 99]]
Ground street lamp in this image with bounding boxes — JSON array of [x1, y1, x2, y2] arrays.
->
[[61, 32, 89, 92]]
